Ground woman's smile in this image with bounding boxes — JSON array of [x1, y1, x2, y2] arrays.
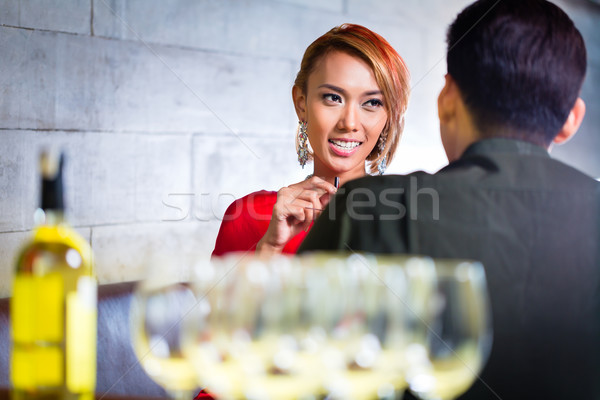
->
[[328, 138, 363, 156]]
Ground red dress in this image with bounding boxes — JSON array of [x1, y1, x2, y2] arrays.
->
[[212, 190, 309, 256]]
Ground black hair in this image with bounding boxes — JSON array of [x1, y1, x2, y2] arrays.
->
[[447, 0, 587, 146]]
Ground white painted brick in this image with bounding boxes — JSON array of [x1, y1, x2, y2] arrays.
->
[[0, 131, 33, 232], [0, 28, 56, 129], [0, 130, 136, 231], [0, 228, 91, 297], [347, 0, 421, 23], [93, 0, 341, 59], [346, 0, 472, 26], [0, 131, 82, 232], [151, 45, 295, 135], [19, 0, 91, 34], [134, 134, 192, 222], [0, 27, 293, 134], [92, 220, 220, 284], [0, 231, 32, 297], [335, 17, 427, 76], [191, 133, 306, 222], [67, 132, 137, 226], [273, 0, 343, 12], [0, 0, 19, 25]]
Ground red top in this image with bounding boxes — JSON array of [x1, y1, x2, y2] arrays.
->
[[194, 390, 214, 399], [212, 190, 309, 256]]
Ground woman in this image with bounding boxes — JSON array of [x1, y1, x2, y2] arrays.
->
[[212, 23, 410, 257]]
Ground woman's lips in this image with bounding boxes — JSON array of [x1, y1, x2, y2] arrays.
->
[[328, 139, 362, 156]]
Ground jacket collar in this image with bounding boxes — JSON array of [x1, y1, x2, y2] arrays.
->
[[462, 138, 550, 159]]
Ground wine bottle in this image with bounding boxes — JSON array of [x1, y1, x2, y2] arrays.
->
[[10, 151, 97, 400]]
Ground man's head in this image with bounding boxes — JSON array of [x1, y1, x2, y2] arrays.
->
[[438, 0, 587, 161]]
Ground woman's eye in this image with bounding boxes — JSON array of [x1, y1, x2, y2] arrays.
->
[[323, 93, 342, 103], [364, 99, 384, 108]]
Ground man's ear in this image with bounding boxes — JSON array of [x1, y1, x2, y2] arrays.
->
[[292, 85, 307, 121], [438, 74, 458, 124], [553, 97, 586, 145]]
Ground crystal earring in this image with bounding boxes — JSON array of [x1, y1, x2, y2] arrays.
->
[[377, 134, 387, 175], [378, 154, 388, 175], [297, 121, 309, 168]]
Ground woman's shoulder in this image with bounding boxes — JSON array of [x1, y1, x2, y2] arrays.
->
[[212, 190, 277, 257], [222, 190, 277, 219], [237, 190, 277, 203]]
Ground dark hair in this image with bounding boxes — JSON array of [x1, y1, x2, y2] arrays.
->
[[447, 0, 587, 146]]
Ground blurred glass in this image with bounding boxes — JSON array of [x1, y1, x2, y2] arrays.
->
[[318, 253, 408, 400], [182, 254, 325, 400], [182, 253, 422, 400], [177, 253, 492, 400], [405, 260, 492, 400], [130, 261, 198, 399]]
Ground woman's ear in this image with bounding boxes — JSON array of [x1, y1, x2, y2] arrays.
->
[[553, 97, 586, 145], [292, 85, 307, 121]]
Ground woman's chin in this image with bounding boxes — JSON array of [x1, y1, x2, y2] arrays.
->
[[322, 160, 365, 177]]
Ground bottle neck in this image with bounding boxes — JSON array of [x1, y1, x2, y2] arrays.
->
[[38, 151, 65, 226], [35, 208, 65, 226]]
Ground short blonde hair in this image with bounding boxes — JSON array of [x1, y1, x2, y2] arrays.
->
[[294, 24, 411, 174]]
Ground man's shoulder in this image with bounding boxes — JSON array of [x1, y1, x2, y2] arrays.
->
[[446, 147, 599, 191], [344, 171, 435, 191]]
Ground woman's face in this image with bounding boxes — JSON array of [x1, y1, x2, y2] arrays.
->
[[294, 50, 388, 178]]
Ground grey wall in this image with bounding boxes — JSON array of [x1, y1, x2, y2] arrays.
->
[[1, 0, 598, 296]]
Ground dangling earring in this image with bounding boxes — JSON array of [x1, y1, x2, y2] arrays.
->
[[378, 154, 388, 175], [377, 134, 387, 175], [297, 120, 309, 168]]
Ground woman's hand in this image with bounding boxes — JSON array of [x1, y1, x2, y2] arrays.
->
[[256, 176, 337, 255]]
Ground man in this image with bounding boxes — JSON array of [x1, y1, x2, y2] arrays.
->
[[299, 0, 600, 398]]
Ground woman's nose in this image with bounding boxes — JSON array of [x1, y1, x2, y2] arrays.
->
[[337, 105, 359, 132]]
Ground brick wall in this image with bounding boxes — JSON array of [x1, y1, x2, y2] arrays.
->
[[1, 0, 598, 296]]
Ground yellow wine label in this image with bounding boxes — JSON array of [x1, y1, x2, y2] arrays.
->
[[36, 272, 64, 342], [10, 346, 34, 388], [12, 274, 65, 389], [11, 276, 35, 343], [36, 346, 63, 386], [66, 277, 97, 392], [11, 345, 64, 389]]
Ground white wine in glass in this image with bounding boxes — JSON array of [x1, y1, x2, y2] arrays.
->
[[318, 254, 408, 400], [183, 255, 325, 400], [130, 264, 199, 400], [183, 253, 416, 400], [407, 260, 493, 400]]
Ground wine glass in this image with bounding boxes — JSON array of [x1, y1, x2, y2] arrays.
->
[[130, 261, 199, 399], [182, 253, 327, 400], [182, 252, 415, 400], [405, 260, 493, 400], [315, 253, 409, 400]]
